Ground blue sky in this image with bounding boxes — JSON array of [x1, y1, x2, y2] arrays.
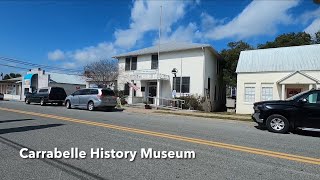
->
[[0, 0, 319, 75]]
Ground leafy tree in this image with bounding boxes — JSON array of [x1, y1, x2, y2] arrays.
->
[[258, 32, 312, 49], [312, 31, 320, 44], [3, 73, 21, 80], [220, 41, 253, 87]]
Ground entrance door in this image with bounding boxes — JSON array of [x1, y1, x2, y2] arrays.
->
[[148, 82, 157, 104], [287, 88, 301, 98]]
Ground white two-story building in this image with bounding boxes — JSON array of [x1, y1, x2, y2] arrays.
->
[[113, 42, 225, 111]]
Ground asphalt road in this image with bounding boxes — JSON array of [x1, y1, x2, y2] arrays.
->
[[0, 101, 319, 180]]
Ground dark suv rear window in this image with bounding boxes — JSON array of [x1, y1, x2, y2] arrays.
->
[[51, 88, 66, 96], [102, 89, 115, 96], [39, 89, 48, 93]]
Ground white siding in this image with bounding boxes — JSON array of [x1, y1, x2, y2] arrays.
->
[[118, 49, 205, 98], [236, 71, 320, 114], [204, 48, 225, 111]]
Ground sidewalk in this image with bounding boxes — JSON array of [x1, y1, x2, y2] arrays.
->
[[123, 106, 252, 121]]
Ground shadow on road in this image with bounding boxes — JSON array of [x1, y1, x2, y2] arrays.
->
[[96, 108, 125, 112], [0, 124, 64, 135], [68, 107, 124, 113], [292, 130, 320, 138], [254, 126, 320, 137], [0, 118, 35, 124], [0, 136, 106, 180], [254, 125, 266, 130]]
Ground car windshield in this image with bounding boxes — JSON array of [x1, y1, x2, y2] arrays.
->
[[285, 90, 309, 101]]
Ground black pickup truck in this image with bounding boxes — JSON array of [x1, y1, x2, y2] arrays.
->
[[25, 87, 67, 106], [252, 89, 320, 133]]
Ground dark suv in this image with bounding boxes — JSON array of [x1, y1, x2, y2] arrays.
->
[[25, 87, 67, 106], [252, 89, 320, 133]]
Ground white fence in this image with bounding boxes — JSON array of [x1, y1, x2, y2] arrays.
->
[[4, 94, 21, 101]]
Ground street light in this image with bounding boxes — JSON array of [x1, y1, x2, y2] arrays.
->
[[171, 68, 178, 98]]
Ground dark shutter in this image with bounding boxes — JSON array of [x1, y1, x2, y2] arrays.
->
[[131, 57, 137, 70], [151, 55, 158, 69], [125, 58, 130, 71]]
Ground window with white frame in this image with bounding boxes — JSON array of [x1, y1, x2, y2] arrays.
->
[[261, 86, 273, 101], [244, 84, 255, 103]]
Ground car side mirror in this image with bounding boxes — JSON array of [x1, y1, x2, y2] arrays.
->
[[298, 98, 308, 104]]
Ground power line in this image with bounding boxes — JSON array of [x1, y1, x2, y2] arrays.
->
[[0, 63, 31, 70], [0, 63, 84, 76], [0, 57, 83, 72]]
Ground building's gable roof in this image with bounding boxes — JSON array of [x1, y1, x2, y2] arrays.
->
[[277, 71, 320, 84], [113, 42, 219, 58], [48, 72, 86, 85], [236, 44, 320, 73]]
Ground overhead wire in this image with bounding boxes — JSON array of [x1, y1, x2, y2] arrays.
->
[[0, 56, 83, 73]]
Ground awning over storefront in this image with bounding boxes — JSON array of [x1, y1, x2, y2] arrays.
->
[[24, 74, 34, 86]]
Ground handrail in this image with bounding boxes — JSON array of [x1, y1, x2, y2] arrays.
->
[[147, 96, 185, 110]]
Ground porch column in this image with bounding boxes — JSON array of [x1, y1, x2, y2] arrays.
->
[[281, 84, 286, 100], [309, 84, 314, 90], [128, 83, 133, 104], [156, 79, 160, 106]]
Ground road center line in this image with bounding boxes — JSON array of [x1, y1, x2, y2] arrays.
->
[[0, 107, 319, 165]]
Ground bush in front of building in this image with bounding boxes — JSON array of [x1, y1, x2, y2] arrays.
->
[[177, 95, 205, 111], [114, 90, 128, 105]]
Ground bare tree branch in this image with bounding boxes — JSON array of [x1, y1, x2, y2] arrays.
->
[[83, 59, 119, 88]]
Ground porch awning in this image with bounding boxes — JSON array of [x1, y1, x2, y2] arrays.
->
[[127, 70, 170, 80], [277, 71, 320, 85]]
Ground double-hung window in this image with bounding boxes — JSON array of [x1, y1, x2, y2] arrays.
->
[[151, 54, 158, 69], [125, 57, 137, 71], [261, 85, 273, 101], [173, 77, 190, 93], [244, 84, 255, 103]]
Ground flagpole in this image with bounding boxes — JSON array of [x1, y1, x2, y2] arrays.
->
[[156, 5, 162, 109]]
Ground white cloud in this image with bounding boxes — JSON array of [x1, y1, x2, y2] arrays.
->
[[204, 0, 300, 40], [48, 49, 65, 61], [301, 7, 320, 36], [299, 7, 320, 24], [155, 23, 200, 44], [304, 18, 320, 36], [50, 42, 119, 68], [62, 62, 77, 69], [70, 42, 118, 63], [114, 0, 190, 49], [200, 12, 222, 30]]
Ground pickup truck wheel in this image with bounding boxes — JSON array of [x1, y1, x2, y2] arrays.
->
[[88, 101, 95, 111], [40, 98, 46, 106], [66, 100, 71, 109], [25, 98, 30, 104], [266, 114, 289, 133]]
